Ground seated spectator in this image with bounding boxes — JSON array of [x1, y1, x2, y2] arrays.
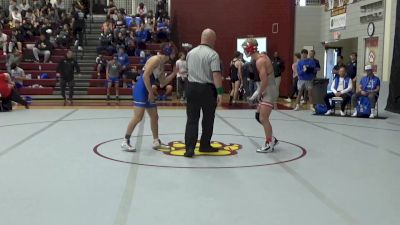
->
[[113, 14, 126, 38], [95, 54, 107, 78], [31, 0, 42, 11], [33, 33, 53, 63], [0, 6, 8, 25], [0, 73, 29, 111], [125, 30, 136, 56], [152, 79, 173, 101], [39, 18, 53, 36], [18, 0, 30, 16], [55, 24, 71, 48], [11, 6, 22, 27], [136, 26, 148, 50], [8, 21, 24, 53], [21, 18, 34, 40], [106, 55, 121, 101], [24, 8, 35, 22], [0, 28, 7, 55], [8, 0, 17, 17], [101, 17, 114, 33], [105, 0, 117, 16], [124, 66, 140, 87], [136, 2, 147, 19], [351, 65, 380, 118], [324, 66, 352, 116], [133, 14, 142, 30], [114, 31, 126, 50], [54, 0, 66, 17], [9, 63, 26, 89], [6, 48, 22, 72], [156, 17, 170, 42], [96, 27, 115, 55]]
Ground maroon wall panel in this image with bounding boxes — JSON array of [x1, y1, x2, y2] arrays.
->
[[171, 0, 295, 96]]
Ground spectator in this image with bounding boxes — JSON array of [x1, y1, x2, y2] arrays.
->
[[114, 31, 126, 50], [8, 21, 23, 53], [124, 66, 140, 87], [97, 27, 114, 55], [0, 6, 8, 25], [24, 9, 35, 22], [176, 52, 188, 101], [117, 47, 130, 86], [229, 51, 243, 105], [248, 60, 261, 104], [18, 0, 30, 16], [243, 61, 256, 99], [6, 48, 22, 72], [72, 6, 85, 51], [294, 49, 316, 111], [101, 17, 113, 33], [31, 0, 42, 11], [8, 0, 17, 17], [351, 65, 380, 118], [0, 28, 7, 55], [332, 55, 345, 78], [155, 0, 166, 20], [285, 53, 301, 103], [54, 0, 65, 17], [0, 73, 29, 111], [324, 66, 352, 116], [21, 18, 34, 40], [105, 0, 117, 16], [106, 55, 121, 101], [136, 2, 147, 18], [11, 6, 22, 26], [55, 24, 71, 48], [113, 14, 126, 38], [9, 63, 26, 89], [56, 50, 80, 105], [95, 54, 107, 78], [272, 51, 284, 99], [125, 30, 136, 56], [309, 50, 321, 78], [152, 80, 173, 101], [156, 17, 170, 41], [347, 52, 357, 91], [33, 33, 53, 63]]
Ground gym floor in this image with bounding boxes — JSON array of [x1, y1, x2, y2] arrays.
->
[[1, 103, 400, 225]]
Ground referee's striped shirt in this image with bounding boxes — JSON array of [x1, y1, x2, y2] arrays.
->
[[186, 44, 221, 84]]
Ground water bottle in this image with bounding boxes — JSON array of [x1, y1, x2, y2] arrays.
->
[[39, 65, 42, 71]]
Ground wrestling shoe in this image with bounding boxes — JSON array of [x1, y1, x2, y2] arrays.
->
[[256, 137, 279, 153], [121, 139, 136, 152], [153, 139, 171, 151]]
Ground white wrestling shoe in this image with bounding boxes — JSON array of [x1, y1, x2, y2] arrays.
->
[[256, 137, 279, 153], [325, 109, 333, 115], [121, 139, 136, 152], [153, 139, 171, 151], [294, 104, 300, 111], [340, 111, 346, 117]]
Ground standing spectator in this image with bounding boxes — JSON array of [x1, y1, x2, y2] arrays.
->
[[248, 60, 261, 104], [243, 61, 257, 99], [176, 52, 188, 101], [9, 63, 25, 89], [106, 55, 121, 102], [155, 0, 166, 20], [309, 50, 321, 78], [229, 51, 243, 105], [351, 65, 380, 118], [272, 51, 284, 96], [0, 28, 7, 55], [285, 53, 301, 102], [184, 29, 223, 157], [0, 73, 29, 110], [33, 33, 52, 63], [56, 50, 80, 105], [347, 52, 357, 91], [294, 49, 316, 111], [324, 66, 352, 116], [117, 47, 130, 87], [332, 55, 345, 78], [72, 6, 85, 51], [136, 3, 147, 18]]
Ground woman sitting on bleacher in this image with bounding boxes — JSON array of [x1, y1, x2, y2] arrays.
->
[[324, 66, 352, 116]]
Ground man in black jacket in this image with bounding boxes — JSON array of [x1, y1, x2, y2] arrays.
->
[[56, 50, 80, 105], [33, 33, 53, 63]]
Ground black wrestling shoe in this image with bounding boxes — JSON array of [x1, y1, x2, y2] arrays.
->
[[199, 146, 219, 153]]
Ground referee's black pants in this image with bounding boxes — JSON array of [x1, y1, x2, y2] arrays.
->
[[185, 82, 217, 151]]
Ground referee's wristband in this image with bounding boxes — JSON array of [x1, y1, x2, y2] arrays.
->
[[217, 87, 224, 95]]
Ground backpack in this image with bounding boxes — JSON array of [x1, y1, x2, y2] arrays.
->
[[356, 96, 371, 117], [315, 104, 328, 115]]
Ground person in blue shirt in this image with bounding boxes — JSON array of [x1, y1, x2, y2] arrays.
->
[[117, 47, 130, 87], [294, 49, 316, 111], [351, 65, 380, 118]]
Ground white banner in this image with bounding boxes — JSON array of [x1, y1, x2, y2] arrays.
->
[[330, 14, 347, 30]]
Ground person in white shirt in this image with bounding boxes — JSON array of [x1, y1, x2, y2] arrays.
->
[[11, 7, 22, 25], [176, 52, 188, 101], [0, 28, 7, 55], [136, 3, 147, 17], [18, 0, 30, 13], [324, 66, 353, 116]]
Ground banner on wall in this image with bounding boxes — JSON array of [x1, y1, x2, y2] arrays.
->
[[330, 14, 347, 30], [364, 37, 379, 72]]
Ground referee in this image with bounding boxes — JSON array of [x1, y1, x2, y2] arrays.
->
[[184, 28, 224, 158]]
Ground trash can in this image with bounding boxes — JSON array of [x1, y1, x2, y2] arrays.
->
[[311, 78, 329, 104]]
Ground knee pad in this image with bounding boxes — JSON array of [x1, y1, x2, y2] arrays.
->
[[255, 112, 261, 124]]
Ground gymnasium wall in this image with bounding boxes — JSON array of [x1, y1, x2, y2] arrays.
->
[[171, 0, 295, 97]]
